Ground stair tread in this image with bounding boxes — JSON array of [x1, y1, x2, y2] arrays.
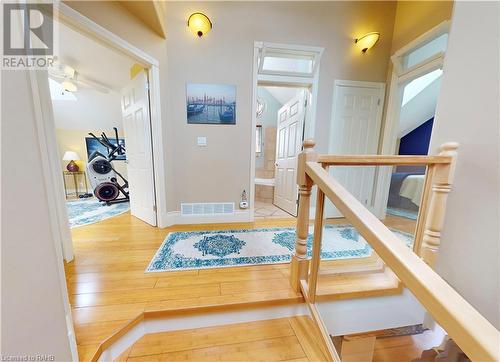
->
[[315, 268, 402, 300], [320, 254, 385, 275], [116, 316, 328, 362]]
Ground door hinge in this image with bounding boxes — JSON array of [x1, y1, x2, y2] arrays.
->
[[377, 98, 381, 106], [145, 82, 150, 91], [304, 98, 308, 107], [153, 204, 157, 212]]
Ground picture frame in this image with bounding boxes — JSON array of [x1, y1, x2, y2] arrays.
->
[[186, 83, 236, 125]]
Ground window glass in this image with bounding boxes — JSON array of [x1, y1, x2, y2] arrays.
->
[[261, 52, 314, 74], [403, 33, 448, 70]]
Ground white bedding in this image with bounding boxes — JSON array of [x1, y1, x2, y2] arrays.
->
[[400, 175, 425, 206]]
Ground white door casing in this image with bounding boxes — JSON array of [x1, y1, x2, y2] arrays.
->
[[121, 70, 157, 226], [325, 81, 385, 218], [273, 90, 307, 216]]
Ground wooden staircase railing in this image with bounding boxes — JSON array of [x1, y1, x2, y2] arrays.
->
[[290, 140, 500, 362]]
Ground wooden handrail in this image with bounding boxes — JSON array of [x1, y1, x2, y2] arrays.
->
[[304, 160, 500, 362], [317, 154, 452, 166]]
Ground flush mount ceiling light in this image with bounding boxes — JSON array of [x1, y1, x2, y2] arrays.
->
[[62, 79, 77, 92], [355, 32, 380, 53], [187, 12, 212, 38]]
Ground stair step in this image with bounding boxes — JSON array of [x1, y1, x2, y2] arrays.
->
[[315, 268, 402, 301], [319, 255, 385, 276], [115, 316, 328, 362]]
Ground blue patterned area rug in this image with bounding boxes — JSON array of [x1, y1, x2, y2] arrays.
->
[[67, 199, 130, 228], [146, 225, 414, 272]]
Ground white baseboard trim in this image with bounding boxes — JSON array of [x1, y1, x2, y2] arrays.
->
[[165, 210, 252, 226]]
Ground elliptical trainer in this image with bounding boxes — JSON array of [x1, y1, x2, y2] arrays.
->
[[86, 127, 129, 205]]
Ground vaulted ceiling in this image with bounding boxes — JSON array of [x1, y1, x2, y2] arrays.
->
[[118, 1, 166, 38]]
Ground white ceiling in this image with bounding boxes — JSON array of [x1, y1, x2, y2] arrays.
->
[[399, 75, 442, 137], [51, 21, 134, 130], [263, 86, 304, 105]]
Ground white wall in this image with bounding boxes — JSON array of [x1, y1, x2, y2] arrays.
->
[[430, 1, 500, 328], [1, 71, 74, 359], [165, 1, 397, 210]]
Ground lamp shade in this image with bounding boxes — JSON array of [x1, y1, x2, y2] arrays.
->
[[355, 32, 380, 53], [187, 13, 212, 37], [63, 151, 80, 161]]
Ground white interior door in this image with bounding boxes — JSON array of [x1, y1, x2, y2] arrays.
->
[[121, 70, 157, 226], [325, 81, 384, 218], [273, 91, 307, 216]]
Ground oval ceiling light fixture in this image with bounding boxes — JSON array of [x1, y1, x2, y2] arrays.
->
[[62, 80, 77, 92], [355, 32, 380, 53], [187, 12, 212, 38]]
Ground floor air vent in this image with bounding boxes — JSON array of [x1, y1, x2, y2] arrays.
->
[[181, 202, 235, 216]]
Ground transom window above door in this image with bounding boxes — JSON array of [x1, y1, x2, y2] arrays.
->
[[391, 21, 450, 76], [257, 43, 323, 77]]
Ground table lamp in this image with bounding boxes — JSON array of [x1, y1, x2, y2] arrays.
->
[[63, 151, 81, 172]]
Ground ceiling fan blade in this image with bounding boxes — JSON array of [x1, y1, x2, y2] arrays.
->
[[75, 76, 111, 94]]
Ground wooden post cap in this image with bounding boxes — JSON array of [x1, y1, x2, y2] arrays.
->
[[440, 142, 459, 152], [303, 139, 315, 149]]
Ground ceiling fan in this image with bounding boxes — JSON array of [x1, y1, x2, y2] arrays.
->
[[48, 60, 112, 94]]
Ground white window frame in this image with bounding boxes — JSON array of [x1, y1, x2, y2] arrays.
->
[[257, 42, 323, 78], [373, 20, 450, 220]]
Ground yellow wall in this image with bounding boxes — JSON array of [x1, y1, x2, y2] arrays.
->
[[378, 1, 454, 152], [55, 128, 128, 193], [391, 1, 454, 53]]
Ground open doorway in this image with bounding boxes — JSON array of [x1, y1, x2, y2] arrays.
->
[[386, 68, 443, 220], [375, 21, 450, 222], [254, 85, 309, 219], [250, 41, 324, 221], [49, 19, 157, 234]]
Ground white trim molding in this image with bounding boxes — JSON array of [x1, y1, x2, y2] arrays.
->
[[373, 20, 450, 219], [249, 41, 324, 221]]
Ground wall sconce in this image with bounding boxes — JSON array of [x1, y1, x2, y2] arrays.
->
[[187, 13, 212, 38], [355, 32, 380, 53]]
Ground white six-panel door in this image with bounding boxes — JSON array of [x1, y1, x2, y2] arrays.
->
[[273, 91, 307, 216], [121, 70, 157, 226], [325, 81, 385, 218]]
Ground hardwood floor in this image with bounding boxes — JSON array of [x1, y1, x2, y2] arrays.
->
[[65, 212, 416, 361], [116, 317, 328, 362]]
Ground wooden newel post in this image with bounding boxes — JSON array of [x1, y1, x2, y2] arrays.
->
[[290, 139, 317, 291], [421, 142, 459, 267]]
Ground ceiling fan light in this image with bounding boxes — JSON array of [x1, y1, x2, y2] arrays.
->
[[62, 80, 77, 92], [63, 65, 75, 78]]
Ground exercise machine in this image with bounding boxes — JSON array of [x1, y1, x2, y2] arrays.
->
[[87, 127, 129, 205]]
